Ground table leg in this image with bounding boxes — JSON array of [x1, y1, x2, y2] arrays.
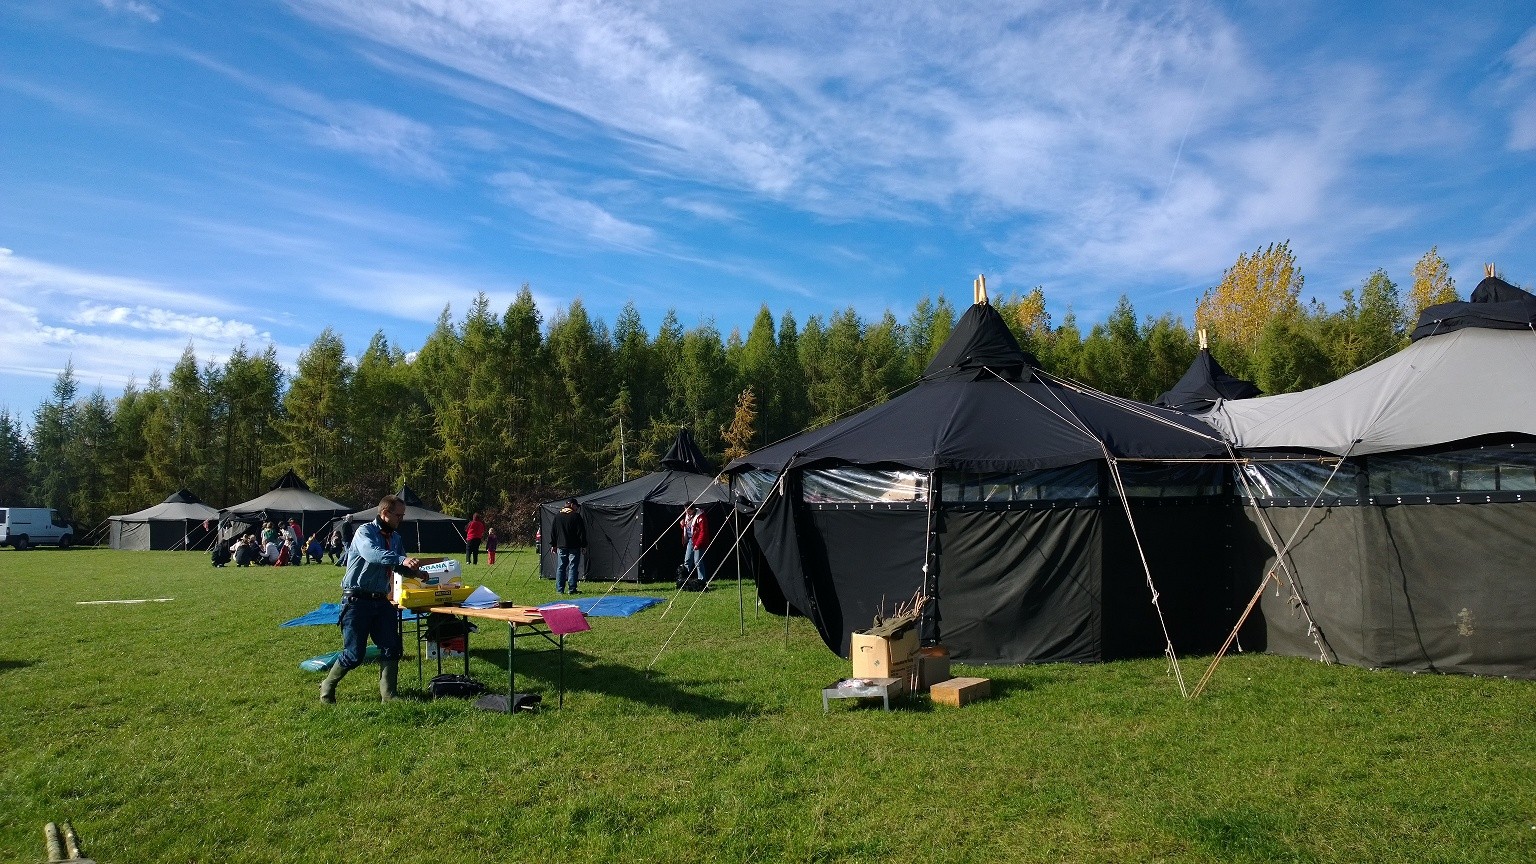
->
[[507, 622, 516, 700], [558, 634, 565, 708]]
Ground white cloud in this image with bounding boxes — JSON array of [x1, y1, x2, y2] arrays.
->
[[71, 304, 265, 341], [492, 171, 655, 249], [0, 250, 279, 401], [1505, 28, 1536, 151], [276, 88, 448, 181], [98, 0, 160, 23]]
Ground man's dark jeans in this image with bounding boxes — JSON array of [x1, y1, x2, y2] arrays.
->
[[339, 595, 402, 670], [557, 548, 581, 593]]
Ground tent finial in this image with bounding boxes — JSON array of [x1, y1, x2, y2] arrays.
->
[[973, 274, 988, 305], [1198, 328, 1208, 350], [1485, 262, 1497, 278]]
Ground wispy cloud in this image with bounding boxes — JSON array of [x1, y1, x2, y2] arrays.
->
[[98, 0, 160, 23], [0, 249, 282, 395], [274, 88, 449, 182], [1503, 27, 1536, 151], [492, 171, 655, 249]]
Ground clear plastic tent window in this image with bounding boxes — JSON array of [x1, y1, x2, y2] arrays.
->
[[734, 470, 779, 504], [940, 464, 1099, 503], [1238, 461, 1362, 500], [801, 468, 930, 504], [1115, 463, 1226, 498], [1366, 449, 1536, 494]]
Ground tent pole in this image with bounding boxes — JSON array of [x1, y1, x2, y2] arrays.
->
[[921, 469, 941, 646], [735, 500, 745, 637]]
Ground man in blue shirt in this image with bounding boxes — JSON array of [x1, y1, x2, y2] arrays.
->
[[320, 494, 423, 703]]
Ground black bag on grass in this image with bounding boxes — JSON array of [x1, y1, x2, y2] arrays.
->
[[429, 674, 487, 699]]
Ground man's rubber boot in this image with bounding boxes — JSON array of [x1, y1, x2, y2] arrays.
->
[[320, 661, 349, 703], [379, 659, 399, 702]]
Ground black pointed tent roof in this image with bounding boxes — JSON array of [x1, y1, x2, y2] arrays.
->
[[223, 471, 351, 518], [728, 301, 1224, 473], [163, 488, 203, 505], [1411, 275, 1536, 340], [658, 428, 715, 475], [922, 302, 1040, 381], [111, 489, 221, 522], [268, 468, 311, 491], [1155, 348, 1261, 412], [345, 484, 466, 524]]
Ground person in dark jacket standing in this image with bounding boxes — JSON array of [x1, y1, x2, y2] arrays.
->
[[319, 494, 423, 703], [551, 498, 586, 594], [465, 512, 486, 564]]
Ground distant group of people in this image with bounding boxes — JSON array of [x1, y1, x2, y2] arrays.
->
[[211, 517, 345, 568], [539, 499, 709, 593]]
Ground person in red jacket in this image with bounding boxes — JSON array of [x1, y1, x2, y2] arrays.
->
[[465, 512, 486, 564], [681, 504, 708, 584]]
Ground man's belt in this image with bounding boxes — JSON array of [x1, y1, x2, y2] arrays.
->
[[343, 589, 390, 602]]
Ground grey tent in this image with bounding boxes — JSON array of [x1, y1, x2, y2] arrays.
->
[[109, 489, 221, 550], [539, 430, 736, 583], [221, 470, 352, 542], [337, 485, 468, 554], [1205, 275, 1536, 678]]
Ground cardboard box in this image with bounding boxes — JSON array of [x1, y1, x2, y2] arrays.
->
[[915, 647, 952, 690], [393, 560, 474, 609], [929, 676, 990, 707], [851, 626, 918, 681]]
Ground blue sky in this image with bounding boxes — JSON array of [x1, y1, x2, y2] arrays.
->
[[3, 1, 1534, 418]]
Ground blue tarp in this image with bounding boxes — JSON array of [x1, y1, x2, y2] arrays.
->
[[299, 646, 381, 671], [540, 595, 664, 617], [281, 603, 423, 627]]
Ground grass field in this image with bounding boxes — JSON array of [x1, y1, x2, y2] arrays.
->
[[2, 548, 1534, 863]]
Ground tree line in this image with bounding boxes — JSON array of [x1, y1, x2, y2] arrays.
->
[[0, 245, 1471, 536]]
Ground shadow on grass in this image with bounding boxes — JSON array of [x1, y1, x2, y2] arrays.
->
[[0, 658, 36, 674], [466, 645, 757, 720]]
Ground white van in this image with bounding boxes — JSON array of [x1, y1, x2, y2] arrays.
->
[[0, 508, 74, 549]]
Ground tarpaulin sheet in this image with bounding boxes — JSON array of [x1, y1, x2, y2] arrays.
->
[[281, 603, 423, 627], [541, 595, 664, 617]]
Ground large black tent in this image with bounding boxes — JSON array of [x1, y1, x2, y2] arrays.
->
[[539, 430, 737, 583], [728, 293, 1233, 665], [221, 469, 352, 541], [1205, 273, 1536, 678], [336, 485, 468, 554], [109, 489, 221, 551]]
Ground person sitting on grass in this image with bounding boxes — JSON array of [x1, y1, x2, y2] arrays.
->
[[306, 533, 324, 564], [234, 536, 256, 567]]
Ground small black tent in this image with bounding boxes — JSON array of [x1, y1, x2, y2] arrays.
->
[[221, 470, 352, 541], [109, 489, 221, 550], [1156, 347, 1260, 412], [337, 485, 468, 554], [539, 430, 736, 583], [728, 296, 1233, 665]]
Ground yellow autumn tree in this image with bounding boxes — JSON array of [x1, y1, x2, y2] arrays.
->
[[720, 387, 758, 462], [1195, 241, 1304, 353], [1408, 246, 1458, 317]]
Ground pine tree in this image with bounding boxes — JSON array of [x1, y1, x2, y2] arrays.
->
[[737, 306, 778, 447], [0, 408, 33, 505], [280, 329, 353, 496], [32, 364, 81, 517]]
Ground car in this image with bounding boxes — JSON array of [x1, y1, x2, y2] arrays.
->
[[0, 507, 75, 549]]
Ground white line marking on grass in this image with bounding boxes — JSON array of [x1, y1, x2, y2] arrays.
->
[[76, 598, 176, 605]]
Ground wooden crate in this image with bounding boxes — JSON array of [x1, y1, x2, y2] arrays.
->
[[929, 676, 990, 707]]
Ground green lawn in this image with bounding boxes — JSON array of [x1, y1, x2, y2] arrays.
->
[[1, 548, 1533, 863]]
